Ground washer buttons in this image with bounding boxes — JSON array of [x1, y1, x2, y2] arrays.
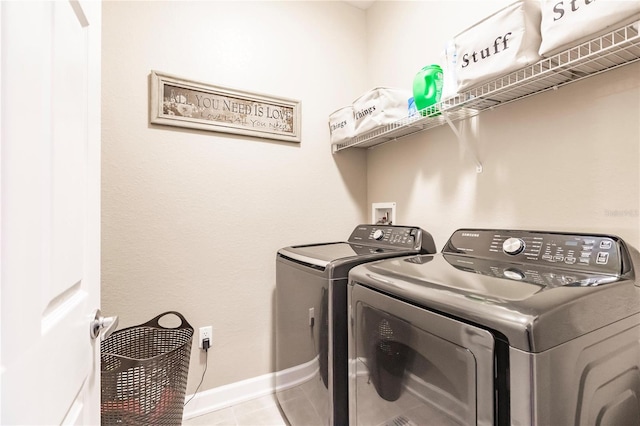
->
[[600, 240, 613, 249]]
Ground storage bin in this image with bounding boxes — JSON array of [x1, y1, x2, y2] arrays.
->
[[352, 87, 412, 136], [328, 105, 355, 144], [454, 0, 543, 92], [539, 0, 640, 57], [101, 311, 194, 426]]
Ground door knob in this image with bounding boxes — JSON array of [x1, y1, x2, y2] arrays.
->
[[90, 309, 119, 341]]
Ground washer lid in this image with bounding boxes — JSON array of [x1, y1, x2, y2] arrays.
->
[[277, 224, 437, 269], [279, 242, 404, 268]]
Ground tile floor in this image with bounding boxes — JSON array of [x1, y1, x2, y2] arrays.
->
[[184, 365, 329, 425], [183, 394, 288, 426]]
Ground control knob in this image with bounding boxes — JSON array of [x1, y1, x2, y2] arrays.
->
[[372, 230, 384, 241], [503, 237, 525, 255], [503, 268, 525, 281]]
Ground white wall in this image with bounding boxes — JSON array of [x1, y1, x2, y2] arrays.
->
[[101, 1, 368, 394], [365, 1, 640, 249]]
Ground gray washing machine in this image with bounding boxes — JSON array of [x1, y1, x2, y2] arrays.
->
[[275, 224, 436, 426], [348, 228, 640, 426]]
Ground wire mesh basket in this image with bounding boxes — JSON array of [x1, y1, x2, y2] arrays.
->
[[101, 311, 194, 425]]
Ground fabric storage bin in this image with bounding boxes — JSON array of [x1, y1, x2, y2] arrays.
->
[[328, 106, 355, 144], [454, 0, 543, 92], [352, 87, 412, 136], [539, 0, 640, 57]]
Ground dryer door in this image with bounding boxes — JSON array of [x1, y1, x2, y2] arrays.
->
[[349, 284, 496, 426]]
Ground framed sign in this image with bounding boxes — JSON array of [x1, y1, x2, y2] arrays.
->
[[150, 71, 301, 143]]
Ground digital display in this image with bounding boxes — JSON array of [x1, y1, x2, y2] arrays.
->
[[565, 241, 578, 246]]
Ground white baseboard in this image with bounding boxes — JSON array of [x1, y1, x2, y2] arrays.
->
[[182, 372, 276, 420], [182, 356, 319, 420], [275, 356, 319, 392]]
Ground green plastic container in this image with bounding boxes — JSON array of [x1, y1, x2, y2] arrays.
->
[[412, 64, 443, 117]]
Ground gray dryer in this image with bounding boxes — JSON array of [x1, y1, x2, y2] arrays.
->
[[348, 228, 640, 426]]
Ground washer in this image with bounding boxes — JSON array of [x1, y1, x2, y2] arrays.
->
[[276, 224, 436, 426], [348, 228, 640, 426]]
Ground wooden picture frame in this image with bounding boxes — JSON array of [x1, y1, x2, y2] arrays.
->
[[150, 71, 301, 143]]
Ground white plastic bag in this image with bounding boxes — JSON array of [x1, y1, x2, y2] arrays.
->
[[454, 0, 542, 92], [539, 0, 640, 57]]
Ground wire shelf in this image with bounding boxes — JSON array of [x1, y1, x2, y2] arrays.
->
[[332, 20, 640, 154]]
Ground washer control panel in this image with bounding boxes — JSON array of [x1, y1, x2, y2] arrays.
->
[[348, 224, 433, 252], [444, 229, 622, 275]]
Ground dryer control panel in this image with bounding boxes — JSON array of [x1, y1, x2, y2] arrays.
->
[[348, 224, 436, 254], [444, 229, 622, 275]]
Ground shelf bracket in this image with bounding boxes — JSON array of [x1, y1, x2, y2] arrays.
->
[[442, 111, 483, 173]]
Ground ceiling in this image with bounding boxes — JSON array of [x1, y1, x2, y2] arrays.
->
[[342, 0, 377, 10]]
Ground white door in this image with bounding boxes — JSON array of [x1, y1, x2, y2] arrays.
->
[[1, 0, 103, 424]]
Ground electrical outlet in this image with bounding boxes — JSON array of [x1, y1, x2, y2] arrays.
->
[[199, 326, 212, 349]]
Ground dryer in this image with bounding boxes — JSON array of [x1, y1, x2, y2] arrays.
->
[[348, 228, 640, 425], [276, 224, 436, 426]]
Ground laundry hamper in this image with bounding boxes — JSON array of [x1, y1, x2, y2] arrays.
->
[[101, 311, 194, 425]]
